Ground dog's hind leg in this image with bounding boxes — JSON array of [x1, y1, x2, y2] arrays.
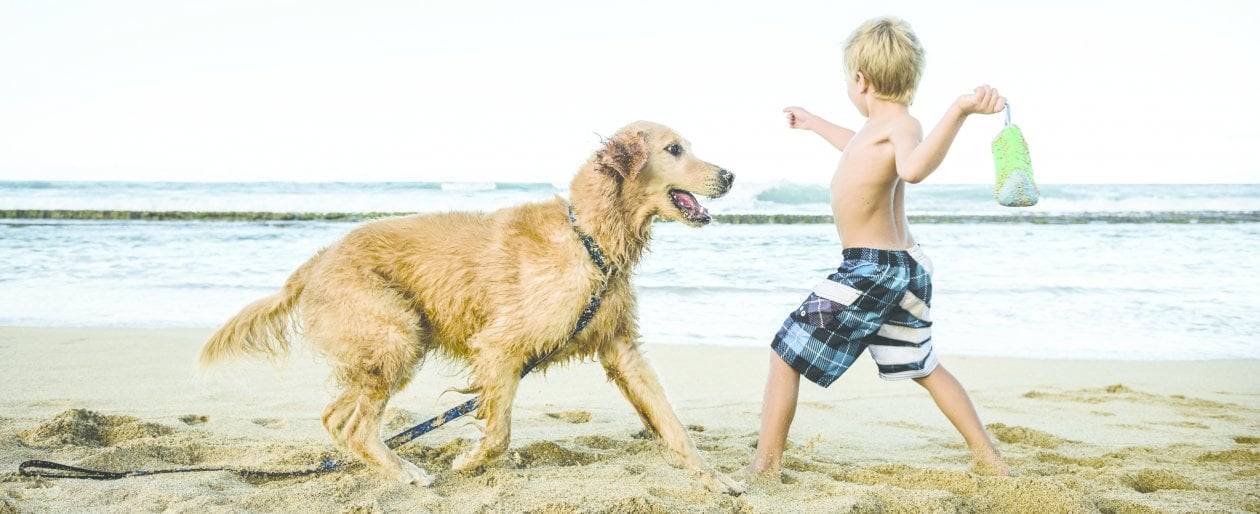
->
[[599, 337, 747, 495], [307, 286, 433, 485], [322, 380, 432, 486]]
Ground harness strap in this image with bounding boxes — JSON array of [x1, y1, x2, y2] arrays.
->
[[567, 204, 613, 277], [18, 203, 617, 481]]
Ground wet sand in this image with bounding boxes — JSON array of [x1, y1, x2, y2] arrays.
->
[[1, 327, 1257, 513]]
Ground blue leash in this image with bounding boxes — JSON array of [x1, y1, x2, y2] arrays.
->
[[18, 205, 613, 481]]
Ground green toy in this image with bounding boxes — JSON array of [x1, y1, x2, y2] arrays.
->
[[991, 103, 1039, 207]]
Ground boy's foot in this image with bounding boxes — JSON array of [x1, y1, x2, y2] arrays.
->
[[970, 449, 1011, 476], [737, 462, 786, 486]]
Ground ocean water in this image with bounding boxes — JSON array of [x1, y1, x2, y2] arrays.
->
[[2, 181, 1258, 360]]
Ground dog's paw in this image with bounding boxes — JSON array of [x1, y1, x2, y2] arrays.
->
[[399, 459, 435, 487], [702, 471, 747, 496], [451, 450, 484, 473]]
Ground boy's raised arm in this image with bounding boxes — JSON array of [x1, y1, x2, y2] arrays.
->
[[892, 85, 1006, 183], [784, 106, 856, 151]]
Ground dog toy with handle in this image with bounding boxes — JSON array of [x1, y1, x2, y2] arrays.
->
[[991, 103, 1039, 207]]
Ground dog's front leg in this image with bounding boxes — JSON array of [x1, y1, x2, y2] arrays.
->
[[599, 338, 746, 495], [451, 350, 522, 472]]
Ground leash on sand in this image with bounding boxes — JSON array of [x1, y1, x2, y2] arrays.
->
[[18, 205, 613, 481]]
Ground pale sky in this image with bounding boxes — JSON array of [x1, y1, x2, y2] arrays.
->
[[2, 0, 1257, 185]]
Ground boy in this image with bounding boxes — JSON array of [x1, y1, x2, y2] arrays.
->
[[745, 17, 1010, 476]]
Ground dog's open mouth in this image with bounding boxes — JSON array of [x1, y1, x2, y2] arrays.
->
[[669, 189, 711, 224]]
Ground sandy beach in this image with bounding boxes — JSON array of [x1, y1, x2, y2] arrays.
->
[[1, 327, 1257, 513]]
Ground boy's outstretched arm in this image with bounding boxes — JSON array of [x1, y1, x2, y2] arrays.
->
[[784, 106, 856, 151], [892, 85, 1006, 183]]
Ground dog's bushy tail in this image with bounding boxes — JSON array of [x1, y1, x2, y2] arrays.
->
[[199, 251, 322, 367]]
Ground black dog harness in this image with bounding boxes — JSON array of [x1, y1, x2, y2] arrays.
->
[[19, 203, 615, 480]]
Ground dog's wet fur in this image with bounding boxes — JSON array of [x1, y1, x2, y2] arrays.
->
[[199, 121, 745, 494]]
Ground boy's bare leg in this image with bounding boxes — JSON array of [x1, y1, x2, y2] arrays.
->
[[913, 364, 1010, 475], [743, 350, 802, 475]]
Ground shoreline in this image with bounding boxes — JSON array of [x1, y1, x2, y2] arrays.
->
[[1, 325, 1257, 363], [4, 209, 1259, 224], [2, 327, 1258, 513]]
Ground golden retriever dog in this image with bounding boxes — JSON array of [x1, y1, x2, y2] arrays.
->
[[199, 121, 745, 494]]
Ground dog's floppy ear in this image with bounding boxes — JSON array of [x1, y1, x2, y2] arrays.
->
[[595, 130, 648, 181]]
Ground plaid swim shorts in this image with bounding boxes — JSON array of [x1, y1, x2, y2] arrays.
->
[[771, 245, 937, 386]]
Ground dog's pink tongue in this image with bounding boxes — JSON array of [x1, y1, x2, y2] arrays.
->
[[675, 192, 698, 211], [671, 190, 709, 219]]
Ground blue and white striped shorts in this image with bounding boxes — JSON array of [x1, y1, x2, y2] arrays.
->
[[771, 245, 937, 387]]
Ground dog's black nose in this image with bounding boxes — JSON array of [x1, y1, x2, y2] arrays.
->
[[718, 169, 734, 188]]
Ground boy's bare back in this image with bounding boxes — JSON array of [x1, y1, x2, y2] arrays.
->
[[785, 83, 1004, 253], [830, 108, 921, 250]]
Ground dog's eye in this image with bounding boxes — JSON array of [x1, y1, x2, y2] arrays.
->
[[665, 144, 682, 156]]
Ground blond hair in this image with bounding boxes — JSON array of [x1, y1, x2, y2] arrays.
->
[[843, 17, 925, 104]]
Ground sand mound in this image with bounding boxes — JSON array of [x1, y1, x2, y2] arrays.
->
[[397, 438, 470, 468], [382, 408, 418, 433], [252, 417, 288, 429], [509, 441, 597, 468], [600, 496, 672, 514], [1023, 384, 1252, 418], [1198, 449, 1260, 464], [986, 422, 1072, 449], [1033, 451, 1112, 469], [18, 409, 173, 448], [178, 414, 209, 425], [1104, 384, 1135, 394], [1124, 469, 1198, 493], [523, 502, 582, 514], [573, 435, 624, 450]]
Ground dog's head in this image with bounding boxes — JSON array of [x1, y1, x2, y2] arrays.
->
[[594, 121, 733, 227]]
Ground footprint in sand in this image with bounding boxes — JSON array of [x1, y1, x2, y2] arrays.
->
[[1234, 435, 1259, 445], [545, 410, 592, 424], [252, 418, 288, 429]]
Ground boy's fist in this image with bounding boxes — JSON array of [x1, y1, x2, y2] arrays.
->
[[957, 85, 1006, 115], [783, 106, 819, 130]]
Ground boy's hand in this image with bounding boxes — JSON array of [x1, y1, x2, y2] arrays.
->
[[783, 106, 854, 151], [783, 106, 820, 130], [956, 85, 1006, 116]]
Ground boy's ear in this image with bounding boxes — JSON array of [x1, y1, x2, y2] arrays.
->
[[595, 130, 648, 181], [855, 71, 869, 94]]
